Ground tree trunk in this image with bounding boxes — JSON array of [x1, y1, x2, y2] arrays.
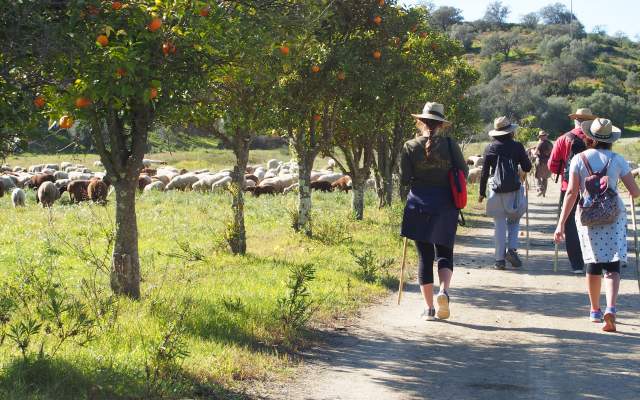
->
[[110, 179, 141, 299], [296, 155, 314, 236], [382, 165, 393, 207], [351, 177, 365, 220], [228, 138, 250, 255]]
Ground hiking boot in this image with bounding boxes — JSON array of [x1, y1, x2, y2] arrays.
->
[[572, 268, 585, 275], [421, 308, 436, 321], [603, 308, 617, 332], [495, 260, 506, 270], [436, 291, 450, 320], [505, 249, 522, 268], [590, 309, 603, 323]]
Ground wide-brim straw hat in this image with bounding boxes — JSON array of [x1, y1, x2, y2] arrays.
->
[[569, 108, 597, 121], [411, 102, 451, 127], [581, 118, 621, 144], [538, 130, 549, 137], [489, 116, 518, 137]]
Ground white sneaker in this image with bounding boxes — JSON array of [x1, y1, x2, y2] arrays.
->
[[436, 291, 450, 320], [421, 308, 436, 321]]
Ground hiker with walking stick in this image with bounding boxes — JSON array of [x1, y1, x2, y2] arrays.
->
[[548, 108, 597, 274], [479, 117, 532, 270], [399, 102, 468, 321], [554, 118, 640, 332]]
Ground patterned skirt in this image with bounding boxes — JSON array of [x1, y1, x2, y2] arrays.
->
[[576, 196, 628, 264], [401, 186, 459, 248]]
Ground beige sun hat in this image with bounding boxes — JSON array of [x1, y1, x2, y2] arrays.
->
[[488, 116, 518, 137], [569, 108, 597, 121], [581, 118, 621, 144], [538, 130, 549, 137], [411, 102, 451, 127]]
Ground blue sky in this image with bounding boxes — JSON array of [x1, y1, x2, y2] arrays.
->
[[399, 0, 639, 39]]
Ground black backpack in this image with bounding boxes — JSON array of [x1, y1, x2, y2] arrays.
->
[[490, 153, 521, 193], [563, 133, 586, 182]]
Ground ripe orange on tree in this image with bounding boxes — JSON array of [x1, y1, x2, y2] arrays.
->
[[378, 0, 385, 6], [148, 18, 162, 32], [372, 50, 382, 60], [313, 114, 321, 122], [279, 46, 290, 56], [311, 65, 320, 73], [337, 71, 346, 81], [97, 34, 109, 47], [373, 16, 382, 25], [33, 96, 46, 108], [162, 41, 176, 56], [199, 7, 210, 17], [149, 87, 158, 100], [112, 1, 123, 11], [116, 67, 127, 77], [59, 115, 74, 129], [75, 97, 92, 109]]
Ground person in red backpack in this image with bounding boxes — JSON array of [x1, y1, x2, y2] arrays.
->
[[548, 108, 598, 274], [554, 118, 640, 332], [400, 102, 468, 321]]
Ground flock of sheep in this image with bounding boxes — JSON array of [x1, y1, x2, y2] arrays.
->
[[0, 157, 361, 208]]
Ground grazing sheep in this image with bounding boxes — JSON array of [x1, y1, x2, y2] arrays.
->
[[53, 171, 69, 181], [267, 159, 280, 170], [54, 179, 71, 195], [140, 168, 157, 176], [67, 180, 91, 203], [166, 174, 199, 191], [88, 180, 108, 204], [467, 167, 482, 184], [13, 166, 24, 172], [27, 173, 54, 190], [142, 158, 167, 167], [243, 179, 256, 189], [38, 181, 59, 207], [28, 164, 44, 173], [144, 181, 166, 192], [311, 180, 333, 192], [211, 176, 233, 192], [11, 188, 26, 207], [252, 185, 279, 197], [68, 171, 93, 181], [331, 176, 352, 193], [259, 175, 297, 192], [138, 175, 153, 191], [1, 175, 17, 190], [327, 159, 336, 170], [93, 160, 103, 167], [153, 175, 171, 185], [44, 164, 59, 171], [467, 155, 484, 168], [316, 173, 344, 184], [244, 174, 259, 184], [283, 183, 299, 194], [60, 162, 72, 169]]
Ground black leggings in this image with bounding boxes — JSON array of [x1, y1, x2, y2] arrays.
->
[[586, 261, 621, 275], [415, 241, 453, 285]]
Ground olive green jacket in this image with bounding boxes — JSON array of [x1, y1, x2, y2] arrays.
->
[[400, 135, 469, 188]]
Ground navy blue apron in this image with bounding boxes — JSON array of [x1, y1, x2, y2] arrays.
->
[[401, 186, 459, 248]]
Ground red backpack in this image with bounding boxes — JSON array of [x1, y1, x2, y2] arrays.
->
[[447, 137, 467, 210]]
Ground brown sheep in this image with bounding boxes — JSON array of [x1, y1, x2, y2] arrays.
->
[[67, 180, 91, 203], [88, 180, 108, 204], [331, 176, 352, 193], [252, 185, 279, 197], [27, 173, 55, 190], [244, 174, 259, 184], [311, 180, 333, 192], [153, 175, 170, 185], [138, 175, 153, 191], [140, 168, 157, 176]]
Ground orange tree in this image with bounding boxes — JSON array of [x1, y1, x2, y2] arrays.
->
[[17, 0, 229, 299], [183, 2, 294, 254]]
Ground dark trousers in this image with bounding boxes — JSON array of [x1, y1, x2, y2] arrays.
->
[[560, 191, 584, 270], [415, 241, 453, 285]]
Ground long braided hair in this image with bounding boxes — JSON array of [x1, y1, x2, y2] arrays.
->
[[417, 118, 444, 158]]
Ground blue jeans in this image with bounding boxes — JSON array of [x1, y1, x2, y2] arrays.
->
[[494, 217, 520, 261]]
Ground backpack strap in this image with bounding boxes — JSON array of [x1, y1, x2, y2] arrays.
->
[[446, 137, 454, 167], [579, 153, 594, 176]]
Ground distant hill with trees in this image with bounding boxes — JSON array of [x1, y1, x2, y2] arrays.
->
[[429, 1, 640, 140]]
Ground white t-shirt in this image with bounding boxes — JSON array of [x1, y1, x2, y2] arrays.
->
[[569, 149, 631, 193]]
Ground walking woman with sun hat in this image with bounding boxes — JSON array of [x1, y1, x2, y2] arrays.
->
[[555, 118, 640, 332], [400, 102, 468, 321]]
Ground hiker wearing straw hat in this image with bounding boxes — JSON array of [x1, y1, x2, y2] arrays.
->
[[554, 118, 640, 332], [534, 131, 554, 197], [548, 108, 598, 274], [479, 117, 532, 270], [400, 102, 469, 321]]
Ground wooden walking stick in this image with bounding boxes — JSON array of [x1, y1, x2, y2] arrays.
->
[[630, 194, 640, 293], [397, 237, 408, 305]]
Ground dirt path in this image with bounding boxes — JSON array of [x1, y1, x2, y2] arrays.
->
[[264, 184, 640, 400]]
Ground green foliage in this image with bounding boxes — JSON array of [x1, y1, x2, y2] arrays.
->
[[431, 6, 464, 31], [479, 59, 501, 83], [275, 263, 316, 341], [480, 32, 519, 60], [483, 1, 510, 28], [350, 249, 398, 288], [577, 91, 632, 128]]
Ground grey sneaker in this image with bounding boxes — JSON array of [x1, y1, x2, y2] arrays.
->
[[436, 291, 450, 320], [421, 308, 436, 321], [495, 260, 506, 270], [505, 249, 523, 268], [572, 268, 585, 275]]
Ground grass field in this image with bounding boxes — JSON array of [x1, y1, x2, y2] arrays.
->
[[0, 150, 412, 400]]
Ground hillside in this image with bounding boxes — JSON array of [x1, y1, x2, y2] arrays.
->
[[437, 2, 640, 140]]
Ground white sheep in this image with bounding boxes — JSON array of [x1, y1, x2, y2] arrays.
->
[[54, 179, 70, 191], [93, 160, 104, 167], [11, 188, 26, 207], [254, 168, 266, 180], [68, 171, 93, 181], [44, 163, 59, 171], [28, 164, 44, 173], [166, 174, 199, 191], [13, 166, 24, 172], [468, 167, 482, 184], [0, 176, 17, 190], [142, 158, 167, 167], [211, 176, 233, 191], [283, 183, 299, 194], [60, 162, 73, 169], [53, 171, 69, 181], [316, 173, 344, 184], [468, 155, 484, 168], [37, 181, 59, 207], [144, 181, 166, 192]]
